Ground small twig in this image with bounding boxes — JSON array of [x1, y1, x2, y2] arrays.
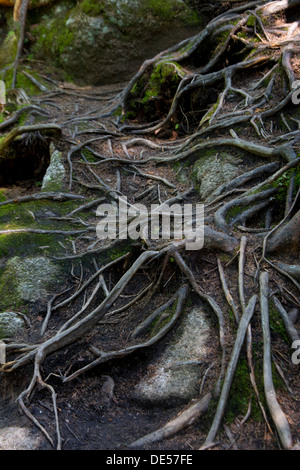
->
[[41, 286, 73, 336], [65, 197, 105, 217], [217, 258, 240, 323], [238, 236, 247, 310], [52, 253, 130, 313]]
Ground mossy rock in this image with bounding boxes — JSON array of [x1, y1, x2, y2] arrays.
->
[[0, 256, 62, 310], [132, 308, 213, 407], [41, 143, 66, 192], [29, 0, 202, 85], [192, 152, 241, 200], [0, 195, 85, 260], [0, 311, 25, 338], [0, 30, 17, 69]]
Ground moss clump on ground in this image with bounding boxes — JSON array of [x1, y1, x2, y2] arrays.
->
[[272, 163, 300, 203], [0, 190, 7, 202], [3, 68, 48, 95], [80, 148, 98, 163], [0, 231, 68, 259], [127, 61, 183, 121], [142, 62, 182, 103], [107, 239, 134, 262], [0, 200, 78, 231], [225, 356, 258, 422], [225, 344, 286, 425], [225, 205, 248, 224]]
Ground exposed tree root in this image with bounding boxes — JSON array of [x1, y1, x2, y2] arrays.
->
[[260, 271, 293, 450], [12, 0, 30, 88], [202, 294, 257, 447], [0, 0, 299, 451], [127, 392, 212, 449], [0, 123, 62, 153], [63, 284, 189, 384]]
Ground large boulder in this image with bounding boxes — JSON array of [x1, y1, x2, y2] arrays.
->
[[132, 307, 214, 407], [29, 0, 201, 85]]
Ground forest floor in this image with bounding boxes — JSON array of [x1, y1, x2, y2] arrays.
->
[[0, 48, 300, 451]]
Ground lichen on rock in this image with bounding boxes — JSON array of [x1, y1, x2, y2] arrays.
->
[[0, 426, 42, 450], [0, 256, 61, 307], [42, 143, 66, 192], [192, 153, 241, 200], [29, 0, 201, 85], [133, 308, 213, 406], [0, 311, 25, 338]]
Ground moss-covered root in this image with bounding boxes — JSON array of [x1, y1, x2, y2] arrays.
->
[[0, 123, 61, 152]]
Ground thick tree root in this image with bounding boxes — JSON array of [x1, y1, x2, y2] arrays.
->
[[127, 392, 212, 449], [260, 271, 293, 450], [202, 295, 257, 447], [0, 123, 62, 153]]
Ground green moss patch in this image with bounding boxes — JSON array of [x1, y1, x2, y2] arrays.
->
[[0, 255, 61, 310], [3, 68, 48, 95], [0, 30, 18, 69], [127, 61, 183, 122], [272, 163, 300, 203], [0, 198, 85, 259], [269, 299, 289, 344]]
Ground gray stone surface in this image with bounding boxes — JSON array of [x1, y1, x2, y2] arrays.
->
[[192, 153, 241, 200], [0, 426, 42, 450], [4, 256, 61, 303], [30, 0, 201, 85], [42, 143, 66, 192], [133, 308, 212, 406], [0, 312, 25, 337]]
